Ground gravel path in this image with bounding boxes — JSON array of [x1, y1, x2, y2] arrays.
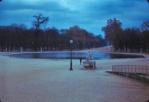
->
[[0, 48, 149, 102]]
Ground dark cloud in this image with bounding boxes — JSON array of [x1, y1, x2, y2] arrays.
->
[[0, 0, 149, 35], [0, 0, 70, 12]]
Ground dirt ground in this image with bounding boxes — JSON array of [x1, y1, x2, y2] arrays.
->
[[0, 47, 149, 102]]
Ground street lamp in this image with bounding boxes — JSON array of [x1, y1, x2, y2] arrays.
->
[[70, 40, 73, 70]]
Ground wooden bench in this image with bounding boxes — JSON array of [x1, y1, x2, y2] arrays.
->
[[83, 60, 96, 69]]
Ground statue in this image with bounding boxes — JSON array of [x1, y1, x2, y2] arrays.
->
[[86, 52, 94, 61], [83, 51, 96, 69]]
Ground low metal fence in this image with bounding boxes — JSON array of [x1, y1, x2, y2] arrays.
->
[[112, 65, 149, 74]]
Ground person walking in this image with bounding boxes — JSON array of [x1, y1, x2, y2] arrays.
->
[[80, 58, 82, 65]]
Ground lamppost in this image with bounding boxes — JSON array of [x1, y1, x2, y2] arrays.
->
[[70, 40, 73, 70]]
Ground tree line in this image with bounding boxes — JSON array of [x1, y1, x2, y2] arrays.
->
[[0, 23, 105, 52], [102, 18, 149, 53]]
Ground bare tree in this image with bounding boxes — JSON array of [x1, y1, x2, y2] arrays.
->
[[141, 21, 149, 31], [141, 21, 149, 52], [32, 14, 49, 30], [32, 13, 49, 51]]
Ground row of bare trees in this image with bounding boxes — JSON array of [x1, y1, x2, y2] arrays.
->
[[0, 13, 105, 52], [102, 18, 149, 53], [0, 24, 104, 52]]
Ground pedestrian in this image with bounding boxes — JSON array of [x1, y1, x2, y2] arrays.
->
[[80, 58, 82, 65]]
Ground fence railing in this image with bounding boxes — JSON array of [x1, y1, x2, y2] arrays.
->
[[112, 65, 149, 74]]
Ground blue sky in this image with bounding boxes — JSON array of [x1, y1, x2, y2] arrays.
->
[[0, 0, 149, 36]]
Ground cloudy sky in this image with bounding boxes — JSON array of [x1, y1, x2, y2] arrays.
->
[[0, 0, 149, 36]]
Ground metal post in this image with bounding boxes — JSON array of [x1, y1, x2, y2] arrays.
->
[[70, 40, 73, 70], [70, 48, 73, 70]]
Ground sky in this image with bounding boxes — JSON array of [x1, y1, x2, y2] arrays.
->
[[0, 0, 149, 36]]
